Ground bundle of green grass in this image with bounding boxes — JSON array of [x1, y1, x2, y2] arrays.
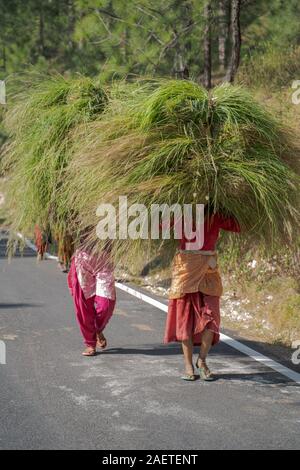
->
[[64, 79, 300, 262], [3, 73, 108, 242]]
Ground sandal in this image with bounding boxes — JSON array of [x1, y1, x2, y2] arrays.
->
[[195, 357, 215, 381], [181, 366, 196, 381], [181, 374, 196, 381], [82, 347, 96, 356], [96, 332, 107, 349]]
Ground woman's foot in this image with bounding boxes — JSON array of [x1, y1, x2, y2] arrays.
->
[[96, 332, 107, 349], [82, 346, 96, 356], [181, 365, 196, 381], [195, 357, 214, 381], [58, 262, 68, 273]]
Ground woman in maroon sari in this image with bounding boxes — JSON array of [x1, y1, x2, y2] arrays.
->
[[164, 212, 240, 381]]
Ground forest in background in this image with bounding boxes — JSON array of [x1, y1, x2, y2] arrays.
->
[[1, 1, 300, 144], [0, 0, 299, 81], [0, 0, 300, 347]]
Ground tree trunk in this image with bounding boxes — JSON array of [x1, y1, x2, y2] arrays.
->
[[225, 0, 241, 83], [67, 0, 76, 49], [203, 1, 212, 89], [120, 27, 129, 62], [173, 1, 192, 81], [39, 4, 45, 57], [174, 48, 190, 79], [1, 44, 6, 71], [218, 0, 228, 72]]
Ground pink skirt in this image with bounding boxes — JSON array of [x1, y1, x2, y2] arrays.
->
[[164, 292, 220, 346]]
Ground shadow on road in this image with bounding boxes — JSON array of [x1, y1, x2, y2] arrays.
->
[[101, 344, 182, 356], [0, 302, 43, 309], [216, 370, 298, 386], [100, 344, 299, 387]]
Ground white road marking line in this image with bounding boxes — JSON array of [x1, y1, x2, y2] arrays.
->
[[116, 282, 300, 385], [16, 234, 300, 385], [116, 282, 168, 313]]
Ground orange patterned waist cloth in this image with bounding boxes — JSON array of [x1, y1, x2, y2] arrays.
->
[[168, 250, 223, 299]]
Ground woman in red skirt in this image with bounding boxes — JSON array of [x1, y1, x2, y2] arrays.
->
[[34, 224, 49, 261], [164, 212, 240, 381]]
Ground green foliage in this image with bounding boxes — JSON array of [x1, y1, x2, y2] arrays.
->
[[1, 0, 300, 83], [238, 45, 300, 90]]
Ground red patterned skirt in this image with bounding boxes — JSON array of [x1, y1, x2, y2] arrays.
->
[[164, 292, 220, 346]]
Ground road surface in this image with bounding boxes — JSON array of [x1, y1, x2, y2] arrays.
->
[[0, 231, 299, 450]]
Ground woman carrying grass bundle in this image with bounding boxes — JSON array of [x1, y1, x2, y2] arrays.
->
[[67, 242, 116, 356], [164, 210, 240, 381], [34, 224, 51, 261], [57, 233, 74, 273]]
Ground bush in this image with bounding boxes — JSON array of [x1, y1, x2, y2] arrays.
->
[[238, 45, 300, 90]]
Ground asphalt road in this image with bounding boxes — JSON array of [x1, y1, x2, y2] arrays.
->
[[0, 231, 300, 450]]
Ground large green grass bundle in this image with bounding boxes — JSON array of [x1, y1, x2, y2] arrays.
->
[[64, 79, 300, 262], [3, 74, 108, 238]]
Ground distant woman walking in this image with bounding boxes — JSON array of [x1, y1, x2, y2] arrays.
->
[[68, 244, 116, 356], [34, 224, 50, 261], [164, 211, 240, 381], [57, 232, 74, 273]]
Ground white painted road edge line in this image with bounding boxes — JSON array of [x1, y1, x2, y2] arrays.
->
[[116, 282, 300, 385], [17, 232, 300, 385]]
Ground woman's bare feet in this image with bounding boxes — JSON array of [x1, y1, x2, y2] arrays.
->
[[96, 332, 107, 349], [82, 346, 96, 356]]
